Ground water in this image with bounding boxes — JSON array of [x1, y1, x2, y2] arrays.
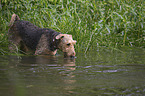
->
[[0, 48, 145, 96]]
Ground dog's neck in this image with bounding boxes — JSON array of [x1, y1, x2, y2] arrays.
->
[[50, 32, 61, 51]]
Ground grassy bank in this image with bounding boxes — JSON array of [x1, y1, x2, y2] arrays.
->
[[0, 0, 144, 55]]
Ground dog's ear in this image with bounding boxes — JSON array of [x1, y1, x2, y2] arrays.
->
[[56, 34, 64, 40]]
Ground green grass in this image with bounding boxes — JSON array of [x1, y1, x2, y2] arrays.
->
[[0, 0, 144, 55]]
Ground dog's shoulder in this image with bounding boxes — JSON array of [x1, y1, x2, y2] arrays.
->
[[41, 28, 60, 37]]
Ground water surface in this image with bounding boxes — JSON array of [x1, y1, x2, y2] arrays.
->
[[0, 48, 145, 96]]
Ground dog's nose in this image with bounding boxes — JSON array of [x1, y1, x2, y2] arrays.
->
[[71, 52, 75, 57], [72, 51, 76, 56]]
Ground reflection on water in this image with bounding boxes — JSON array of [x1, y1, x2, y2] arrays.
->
[[0, 48, 145, 96]]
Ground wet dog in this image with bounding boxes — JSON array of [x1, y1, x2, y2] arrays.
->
[[8, 14, 76, 58]]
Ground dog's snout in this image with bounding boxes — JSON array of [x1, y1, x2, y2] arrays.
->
[[70, 52, 76, 58], [72, 52, 75, 56], [64, 51, 76, 58]]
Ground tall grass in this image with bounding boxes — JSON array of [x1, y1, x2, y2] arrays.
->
[[0, 0, 144, 55]]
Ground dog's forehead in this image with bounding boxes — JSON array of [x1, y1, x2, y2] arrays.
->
[[62, 35, 74, 43]]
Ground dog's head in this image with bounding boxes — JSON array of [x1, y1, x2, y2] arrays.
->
[[56, 34, 76, 58]]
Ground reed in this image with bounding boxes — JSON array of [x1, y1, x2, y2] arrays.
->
[[0, 0, 144, 55]]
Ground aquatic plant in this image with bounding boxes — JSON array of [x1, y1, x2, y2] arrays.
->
[[0, 0, 144, 55]]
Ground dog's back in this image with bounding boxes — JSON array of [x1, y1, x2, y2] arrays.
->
[[15, 20, 43, 49], [8, 14, 43, 52]]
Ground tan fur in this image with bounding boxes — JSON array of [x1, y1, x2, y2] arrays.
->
[[35, 34, 57, 55], [56, 34, 76, 57]]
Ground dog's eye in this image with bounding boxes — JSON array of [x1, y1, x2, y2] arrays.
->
[[67, 43, 71, 46]]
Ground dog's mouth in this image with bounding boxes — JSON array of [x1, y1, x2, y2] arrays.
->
[[65, 56, 76, 59], [64, 52, 76, 58], [70, 56, 75, 58]]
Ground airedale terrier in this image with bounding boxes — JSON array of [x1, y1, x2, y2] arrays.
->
[[8, 14, 76, 58]]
